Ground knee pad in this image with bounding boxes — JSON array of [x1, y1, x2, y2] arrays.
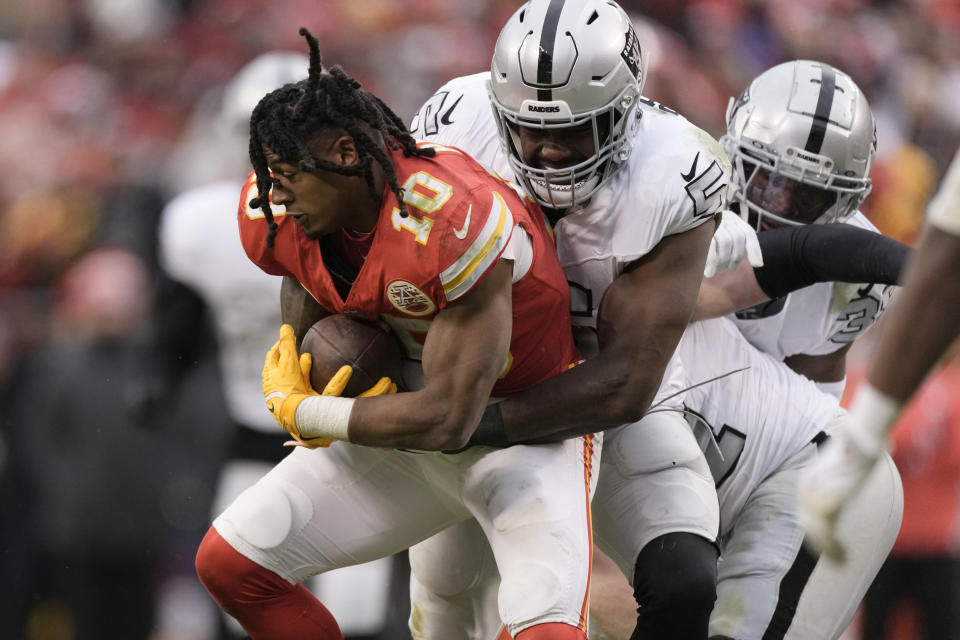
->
[[633, 532, 718, 606], [215, 480, 313, 551], [632, 532, 718, 639], [608, 412, 710, 477]]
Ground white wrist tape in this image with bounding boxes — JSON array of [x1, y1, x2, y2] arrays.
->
[[845, 382, 903, 454], [294, 396, 355, 442]]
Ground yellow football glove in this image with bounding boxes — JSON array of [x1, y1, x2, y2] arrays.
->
[[358, 376, 399, 397], [263, 324, 331, 447], [267, 331, 399, 450], [314, 365, 397, 397], [317, 362, 398, 398]]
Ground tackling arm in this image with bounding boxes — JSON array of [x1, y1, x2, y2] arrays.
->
[[482, 221, 715, 444], [694, 224, 911, 320]]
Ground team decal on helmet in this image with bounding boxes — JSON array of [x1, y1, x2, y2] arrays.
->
[[726, 86, 750, 127], [621, 25, 642, 80]]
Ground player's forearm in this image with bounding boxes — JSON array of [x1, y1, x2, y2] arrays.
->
[[489, 341, 670, 444], [493, 230, 706, 444], [694, 225, 911, 319], [291, 386, 486, 450], [347, 257, 511, 449], [867, 225, 960, 402], [289, 356, 499, 450], [753, 224, 910, 297], [487, 227, 706, 445], [346, 387, 488, 450], [694, 261, 764, 320]]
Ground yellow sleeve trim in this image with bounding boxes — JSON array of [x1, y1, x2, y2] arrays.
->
[[440, 191, 513, 301]]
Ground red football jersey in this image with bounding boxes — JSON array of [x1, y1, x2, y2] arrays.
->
[[238, 143, 578, 396]]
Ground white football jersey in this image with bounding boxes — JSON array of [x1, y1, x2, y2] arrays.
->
[[412, 72, 729, 404], [159, 179, 282, 431], [730, 213, 895, 359], [678, 317, 844, 532]]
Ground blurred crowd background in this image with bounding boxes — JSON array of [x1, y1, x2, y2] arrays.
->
[[1, 1, 959, 639]]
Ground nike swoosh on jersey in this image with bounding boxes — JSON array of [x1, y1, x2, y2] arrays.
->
[[681, 152, 701, 182], [441, 194, 512, 301], [440, 94, 464, 126], [453, 205, 471, 240]]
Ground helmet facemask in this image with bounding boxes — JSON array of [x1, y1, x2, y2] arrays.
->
[[490, 82, 640, 209], [725, 137, 872, 229]]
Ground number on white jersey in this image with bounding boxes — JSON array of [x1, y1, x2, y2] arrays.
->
[[410, 90, 464, 137], [682, 153, 727, 220], [687, 409, 746, 487], [828, 284, 892, 345]]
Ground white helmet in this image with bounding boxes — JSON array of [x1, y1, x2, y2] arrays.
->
[[722, 59, 876, 229], [489, 0, 646, 209], [217, 51, 309, 143]]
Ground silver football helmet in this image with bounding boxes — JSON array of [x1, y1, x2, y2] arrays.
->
[[489, 0, 646, 209], [723, 59, 876, 229]]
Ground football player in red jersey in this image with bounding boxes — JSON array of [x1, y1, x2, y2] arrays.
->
[[195, 28, 598, 640]]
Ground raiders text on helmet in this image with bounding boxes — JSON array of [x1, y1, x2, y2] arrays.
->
[[489, 0, 647, 209], [722, 59, 876, 228]]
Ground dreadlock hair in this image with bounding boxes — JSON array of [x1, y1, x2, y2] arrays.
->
[[247, 27, 435, 247]]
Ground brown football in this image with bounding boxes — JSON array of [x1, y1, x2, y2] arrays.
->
[[300, 314, 404, 397]]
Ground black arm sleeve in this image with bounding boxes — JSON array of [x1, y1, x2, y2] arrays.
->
[[753, 224, 912, 299]]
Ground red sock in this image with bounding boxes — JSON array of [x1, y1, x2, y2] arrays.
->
[[513, 622, 588, 640], [196, 527, 344, 640]]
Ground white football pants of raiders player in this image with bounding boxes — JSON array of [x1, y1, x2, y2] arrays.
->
[[710, 441, 902, 639], [212, 432, 600, 638], [408, 404, 719, 640], [678, 318, 904, 640]]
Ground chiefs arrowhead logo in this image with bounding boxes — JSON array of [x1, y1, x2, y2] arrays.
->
[[386, 280, 436, 317]]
